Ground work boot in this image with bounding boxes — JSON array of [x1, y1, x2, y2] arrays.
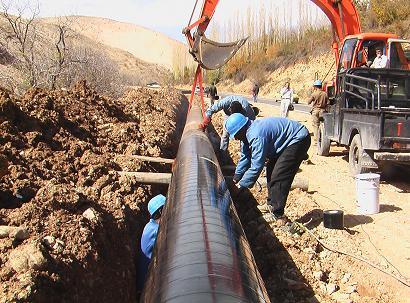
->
[[258, 204, 290, 227]]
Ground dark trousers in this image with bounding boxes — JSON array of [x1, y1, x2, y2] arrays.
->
[[266, 135, 311, 216]]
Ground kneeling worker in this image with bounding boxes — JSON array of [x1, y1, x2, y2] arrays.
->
[[200, 95, 256, 155], [225, 113, 310, 225]]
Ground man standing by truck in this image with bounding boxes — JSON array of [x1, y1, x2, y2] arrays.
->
[[308, 80, 329, 145]]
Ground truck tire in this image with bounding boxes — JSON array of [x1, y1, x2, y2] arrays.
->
[[349, 134, 372, 175], [317, 123, 330, 156]]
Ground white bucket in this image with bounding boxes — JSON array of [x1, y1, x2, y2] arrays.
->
[[355, 173, 380, 215]]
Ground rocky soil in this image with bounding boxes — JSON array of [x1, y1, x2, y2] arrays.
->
[[0, 82, 187, 302]]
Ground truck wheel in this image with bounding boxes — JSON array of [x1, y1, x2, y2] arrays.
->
[[317, 123, 330, 156], [349, 134, 372, 175]]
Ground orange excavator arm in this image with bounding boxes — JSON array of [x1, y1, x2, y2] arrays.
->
[[188, 0, 361, 61], [311, 0, 361, 42], [196, 0, 361, 40]]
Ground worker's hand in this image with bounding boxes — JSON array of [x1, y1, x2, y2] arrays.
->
[[233, 183, 246, 198], [232, 174, 241, 184], [199, 116, 211, 130]]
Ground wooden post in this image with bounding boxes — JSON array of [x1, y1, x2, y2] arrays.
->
[[115, 155, 174, 164], [113, 171, 172, 184]]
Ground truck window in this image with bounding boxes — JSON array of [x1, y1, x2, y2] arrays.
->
[[390, 41, 410, 70], [338, 39, 358, 73]]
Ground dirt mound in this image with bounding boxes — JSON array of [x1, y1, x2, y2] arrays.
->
[[0, 82, 187, 302]]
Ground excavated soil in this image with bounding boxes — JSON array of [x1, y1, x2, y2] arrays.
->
[[0, 82, 187, 302]]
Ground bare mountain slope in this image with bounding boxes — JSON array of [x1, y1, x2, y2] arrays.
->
[[43, 16, 192, 71], [0, 15, 171, 95]]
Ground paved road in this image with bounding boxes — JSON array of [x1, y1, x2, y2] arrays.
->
[[180, 89, 311, 114], [219, 93, 311, 114]]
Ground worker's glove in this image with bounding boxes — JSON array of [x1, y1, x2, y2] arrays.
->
[[233, 184, 247, 198], [199, 116, 211, 130], [232, 174, 241, 184]]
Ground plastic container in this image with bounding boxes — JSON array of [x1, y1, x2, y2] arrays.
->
[[355, 173, 380, 215]]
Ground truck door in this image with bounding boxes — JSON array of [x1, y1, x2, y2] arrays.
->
[[335, 39, 358, 141]]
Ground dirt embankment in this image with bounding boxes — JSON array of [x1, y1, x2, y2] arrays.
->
[[218, 52, 334, 102], [0, 82, 187, 302]]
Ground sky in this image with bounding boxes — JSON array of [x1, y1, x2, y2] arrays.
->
[[7, 0, 327, 42]]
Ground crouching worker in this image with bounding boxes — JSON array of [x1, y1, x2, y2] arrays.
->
[[200, 95, 256, 160], [225, 113, 310, 226], [137, 194, 166, 291]]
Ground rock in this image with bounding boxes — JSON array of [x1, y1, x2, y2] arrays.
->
[[319, 250, 328, 259], [331, 291, 352, 303], [53, 239, 65, 253], [341, 272, 352, 284], [313, 270, 326, 281], [0, 226, 29, 241], [42, 236, 56, 249], [303, 247, 315, 254], [328, 271, 338, 282], [82, 207, 101, 224], [8, 242, 47, 273], [345, 284, 357, 294], [43, 236, 64, 253], [326, 283, 339, 295]]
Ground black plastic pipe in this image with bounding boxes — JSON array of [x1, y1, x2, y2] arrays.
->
[[140, 104, 271, 303]]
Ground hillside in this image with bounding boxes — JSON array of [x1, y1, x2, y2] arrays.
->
[[0, 15, 174, 96], [42, 16, 193, 71], [220, 52, 335, 102]]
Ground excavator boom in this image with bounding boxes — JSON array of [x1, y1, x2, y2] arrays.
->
[[198, 0, 361, 42], [311, 0, 361, 42]]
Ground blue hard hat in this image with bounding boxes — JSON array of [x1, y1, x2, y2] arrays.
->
[[225, 113, 249, 139], [313, 80, 322, 87], [148, 194, 166, 217]]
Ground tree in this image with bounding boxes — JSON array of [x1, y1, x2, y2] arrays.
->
[[1, 0, 40, 87]]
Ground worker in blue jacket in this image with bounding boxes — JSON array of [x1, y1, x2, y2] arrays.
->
[[225, 113, 310, 225], [138, 194, 166, 289], [200, 95, 256, 154]]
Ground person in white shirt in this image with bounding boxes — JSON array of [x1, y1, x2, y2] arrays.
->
[[370, 47, 388, 68], [280, 81, 293, 117]]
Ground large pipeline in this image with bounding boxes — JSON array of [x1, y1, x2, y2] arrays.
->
[[140, 103, 271, 302]]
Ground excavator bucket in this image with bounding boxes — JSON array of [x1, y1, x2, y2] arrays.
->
[[192, 35, 248, 70]]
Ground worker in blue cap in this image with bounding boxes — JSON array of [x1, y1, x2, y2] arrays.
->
[[308, 80, 329, 145], [137, 194, 166, 290], [225, 113, 310, 226], [141, 194, 166, 259], [200, 95, 256, 161]]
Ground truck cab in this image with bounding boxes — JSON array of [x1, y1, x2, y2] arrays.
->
[[319, 35, 410, 175]]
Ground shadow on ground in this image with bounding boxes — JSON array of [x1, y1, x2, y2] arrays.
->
[[344, 214, 374, 228]]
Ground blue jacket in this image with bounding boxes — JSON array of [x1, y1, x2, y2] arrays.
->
[[141, 219, 159, 259], [235, 118, 309, 188], [205, 95, 256, 120]]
